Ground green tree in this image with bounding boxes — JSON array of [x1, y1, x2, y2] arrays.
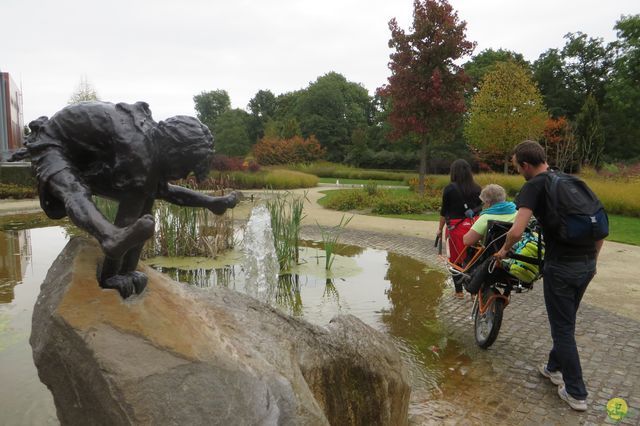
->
[[68, 76, 99, 104], [248, 89, 277, 142], [465, 61, 548, 173], [378, 0, 474, 193], [214, 109, 253, 156], [294, 72, 370, 162], [532, 49, 581, 118], [604, 14, 640, 160], [575, 94, 605, 168], [193, 89, 231, 133], [464, 48, 529, 95], [263, 117, 302, 140], [561, 32, 613, 110]]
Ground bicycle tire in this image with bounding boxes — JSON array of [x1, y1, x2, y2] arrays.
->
[[474, 288, 504, 349]]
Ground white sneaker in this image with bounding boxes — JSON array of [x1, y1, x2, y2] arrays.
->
[[538, 363, 564, 386], [558, 385, 587, 411]]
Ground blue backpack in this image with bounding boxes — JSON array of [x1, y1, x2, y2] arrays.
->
[[544, 171, 609, 245]]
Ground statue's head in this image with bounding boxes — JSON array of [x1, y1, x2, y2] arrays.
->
[[155, 116, 213, 181]]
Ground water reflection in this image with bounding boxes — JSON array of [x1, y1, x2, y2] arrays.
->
[[0, 230, 31, 303], [381, 253, 471, 391], [0, 226, 68, 425]]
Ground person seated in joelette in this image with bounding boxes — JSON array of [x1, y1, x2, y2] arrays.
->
[[463, 184, 517, 247]]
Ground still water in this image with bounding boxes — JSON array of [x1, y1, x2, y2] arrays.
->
[[0, 216, 471, 424]]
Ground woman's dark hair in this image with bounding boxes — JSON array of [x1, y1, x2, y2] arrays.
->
[[449, 159, 480, 197]]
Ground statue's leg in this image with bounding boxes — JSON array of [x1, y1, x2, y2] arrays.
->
[[47, 171, 155, 259], [117, 197, 155, 294], [100, 195, 154, 297], [119, 196, 155, 274]]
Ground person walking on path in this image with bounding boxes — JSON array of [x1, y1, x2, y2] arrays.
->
[[437, 159, 482, 298], [495, 140, 604, 411]]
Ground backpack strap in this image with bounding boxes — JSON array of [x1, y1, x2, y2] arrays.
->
[[452, 183, 470, 210]]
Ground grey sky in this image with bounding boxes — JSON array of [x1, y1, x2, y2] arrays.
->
[[2, 0, 637, 122]]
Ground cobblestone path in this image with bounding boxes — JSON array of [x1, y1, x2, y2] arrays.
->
[[300, 225, 640, 425]]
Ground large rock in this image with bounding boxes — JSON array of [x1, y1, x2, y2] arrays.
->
[[31, 238, 410, 425]]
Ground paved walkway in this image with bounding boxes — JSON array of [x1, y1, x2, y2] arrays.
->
[[299, 225, 640, 425]]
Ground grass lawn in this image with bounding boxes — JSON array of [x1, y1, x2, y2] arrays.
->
[[607, 215, 640, 246], [318, 177, 406, 186], [317, 189, 640, 246]]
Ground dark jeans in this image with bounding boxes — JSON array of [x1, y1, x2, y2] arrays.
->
[[543, 257, 596, 400]]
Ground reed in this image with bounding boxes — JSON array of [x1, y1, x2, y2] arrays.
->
[[93, 196, 118, 222], [143, 202, 235, 258], [264, 191, 307, 271], [317, 214, 353, 270], [269, 274, 303, 316]]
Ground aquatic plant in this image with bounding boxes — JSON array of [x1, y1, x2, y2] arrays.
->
[[143, 201, 235, 258], [264, 191, 307, 271], [317, 214, 353, 270]]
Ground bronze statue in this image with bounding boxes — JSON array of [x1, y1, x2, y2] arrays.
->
[[9, 101, 238, 298]]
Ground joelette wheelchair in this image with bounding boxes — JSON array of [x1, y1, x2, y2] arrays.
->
[[447, 220, 544, 348]]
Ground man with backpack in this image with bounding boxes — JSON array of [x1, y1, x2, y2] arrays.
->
[[495, 140, 607, 412]]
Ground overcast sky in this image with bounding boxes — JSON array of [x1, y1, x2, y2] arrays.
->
[[2, 0, 637, 123]]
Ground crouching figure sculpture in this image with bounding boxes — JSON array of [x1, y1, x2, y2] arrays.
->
[[9, 101, 238, 298]]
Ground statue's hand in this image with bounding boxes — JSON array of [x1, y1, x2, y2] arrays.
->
[[209, 191, 240, 215]]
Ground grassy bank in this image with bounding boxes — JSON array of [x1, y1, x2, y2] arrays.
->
[[317, 188, 640, 246]]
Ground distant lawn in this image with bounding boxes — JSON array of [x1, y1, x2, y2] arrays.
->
[[317, 189, 640, 246], [607, 214, 640, 246], [318, 177, 406, 186]]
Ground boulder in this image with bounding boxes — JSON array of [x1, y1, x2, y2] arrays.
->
[[31, 238, 410, 425]]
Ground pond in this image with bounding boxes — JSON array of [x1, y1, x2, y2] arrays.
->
[[0, 213, 472, 425]]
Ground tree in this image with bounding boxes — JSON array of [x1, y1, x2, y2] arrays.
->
[[465, 61, 548, 173], [561, 32, 612, 110], [293, 72, 370, 162], [68, 76, 99, 104], [464, 48, 529, 95], [213, 109, 253, 157], [247, 89, 277, 142], [575, 94, 605, 168], [532, 49, 581, 118], [378, 0, 474, 194], [263, 117, 302, 140], [542, 116, 577, 171], [193, 90, 231, 133], [604, 14, 640, 160]]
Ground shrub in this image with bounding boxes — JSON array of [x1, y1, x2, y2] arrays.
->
[[254, 135, 326, 165], [210, 154, 260, 173], [0, 165, 37, 187], [291, 162, 413, 181], [0, 183, 37, 199], [364, 180, 378, 196], [325, 190, 374, 211], [227, 170, 318, 189], [372, 192, 430, 215]]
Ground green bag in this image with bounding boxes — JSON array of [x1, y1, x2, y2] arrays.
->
[[501, 230, 544, 283]]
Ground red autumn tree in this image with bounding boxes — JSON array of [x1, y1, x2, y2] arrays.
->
[[253, 135, 326, 165], [378, 0, 474, 194], [543, 116, 577, 171]]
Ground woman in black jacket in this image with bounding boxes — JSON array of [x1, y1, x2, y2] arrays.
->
[[437, 159, 482, 298]]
